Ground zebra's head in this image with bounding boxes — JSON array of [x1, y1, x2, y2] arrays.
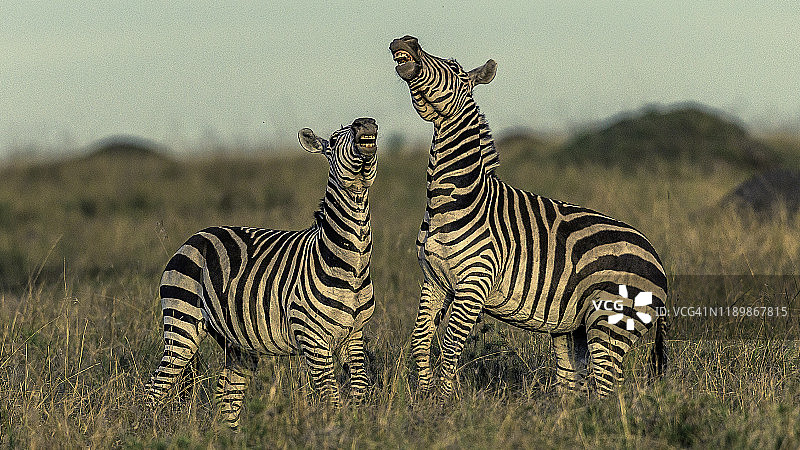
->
[[390, 35, 496, 125], [298, 117, 378, 195]]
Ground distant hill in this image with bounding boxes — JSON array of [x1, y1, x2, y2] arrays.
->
[[557, 105, 778, 169], [496, 129, 550, 152], [83, 135, 170, 161], [495, 128, 560, 167], [13, 135, 177, 194]]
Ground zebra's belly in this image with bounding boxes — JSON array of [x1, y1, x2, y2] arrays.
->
[[288, 283, 374, 350], [484, 277, 586, 334], [202, 290, 295, 356]]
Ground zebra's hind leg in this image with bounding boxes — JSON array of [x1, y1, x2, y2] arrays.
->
[[146, 304, 207, 403], [551, 326, 589, 393], [147, 247, 210, 404], [585, 323, 631, 397], [214, 345, 259, 431]]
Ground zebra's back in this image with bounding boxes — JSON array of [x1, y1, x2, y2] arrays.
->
[[161, 225, 314, 356]]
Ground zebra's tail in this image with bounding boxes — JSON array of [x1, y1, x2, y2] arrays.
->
[[650, 315, 668, 379]]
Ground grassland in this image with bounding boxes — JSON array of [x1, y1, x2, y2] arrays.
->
[[1, 135, 799, 448]]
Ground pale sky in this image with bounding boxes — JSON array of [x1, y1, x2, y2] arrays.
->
[[3, 1, 799, 157]]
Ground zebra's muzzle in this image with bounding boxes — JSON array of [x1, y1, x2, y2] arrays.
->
[[390, 36, 421, 81], [353, 118, 378, 156], [393, 52, 419, 81]]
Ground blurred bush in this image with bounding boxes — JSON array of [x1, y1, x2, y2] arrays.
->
[[722, 168, 800, 217]]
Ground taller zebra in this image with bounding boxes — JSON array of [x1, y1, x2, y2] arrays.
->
[[390, 36, 667, 399], [146, 118, 378, 429]]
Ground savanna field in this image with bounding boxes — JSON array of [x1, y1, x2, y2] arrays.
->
[[2, 109, 800, 448]]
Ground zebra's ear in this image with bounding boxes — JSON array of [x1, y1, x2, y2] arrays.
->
[[468, 59, 497, 87], [298, 128, 327, 154]]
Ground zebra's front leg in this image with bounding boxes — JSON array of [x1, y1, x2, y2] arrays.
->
[[436, 280, 488, 400], [345, 329, 369, 404], [411, 281, 446, 397], [303, 343, 341, 406]]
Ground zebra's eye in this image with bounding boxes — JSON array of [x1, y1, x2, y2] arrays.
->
[[329, 136, 337, 148]]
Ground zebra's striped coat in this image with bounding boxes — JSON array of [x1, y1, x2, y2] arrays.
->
[[146, 118, 378, 429], [390, 36, 667, 399]]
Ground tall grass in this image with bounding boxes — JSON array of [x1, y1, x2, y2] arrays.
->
[[1, 144, 799, 448]]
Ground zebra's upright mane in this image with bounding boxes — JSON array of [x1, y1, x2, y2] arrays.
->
[[312, 199, 326, 227], [477, 111, 499, 175]]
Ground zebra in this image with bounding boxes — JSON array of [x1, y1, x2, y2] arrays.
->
[[390, 35, 667, 399], [145, 117, 378, 429]]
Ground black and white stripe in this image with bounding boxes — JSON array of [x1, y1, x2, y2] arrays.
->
[[146, 118, 378, 429], [390, 36, 667, 399]]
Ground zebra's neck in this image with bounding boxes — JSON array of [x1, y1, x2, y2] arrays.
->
[[315, 180, 371, 276], [427, 101, 498, 213]]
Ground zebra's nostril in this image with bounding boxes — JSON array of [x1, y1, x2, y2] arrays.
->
[[354, 117, 375, 126], [353, 118, 378, 136]]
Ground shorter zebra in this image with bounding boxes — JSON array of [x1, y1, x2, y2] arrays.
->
[[146, 118, 378, 430]]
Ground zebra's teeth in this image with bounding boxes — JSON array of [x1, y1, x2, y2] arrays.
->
[[393, 51, 413, 65], [357, 134, 377, 148]]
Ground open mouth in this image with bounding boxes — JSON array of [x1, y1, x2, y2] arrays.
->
[[393, 50, 413, 65], [356, 134, 376, 149], [390, 37, 422, 81]]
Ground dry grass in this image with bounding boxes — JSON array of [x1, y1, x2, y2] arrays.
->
[[1, 143, 799, 448]]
